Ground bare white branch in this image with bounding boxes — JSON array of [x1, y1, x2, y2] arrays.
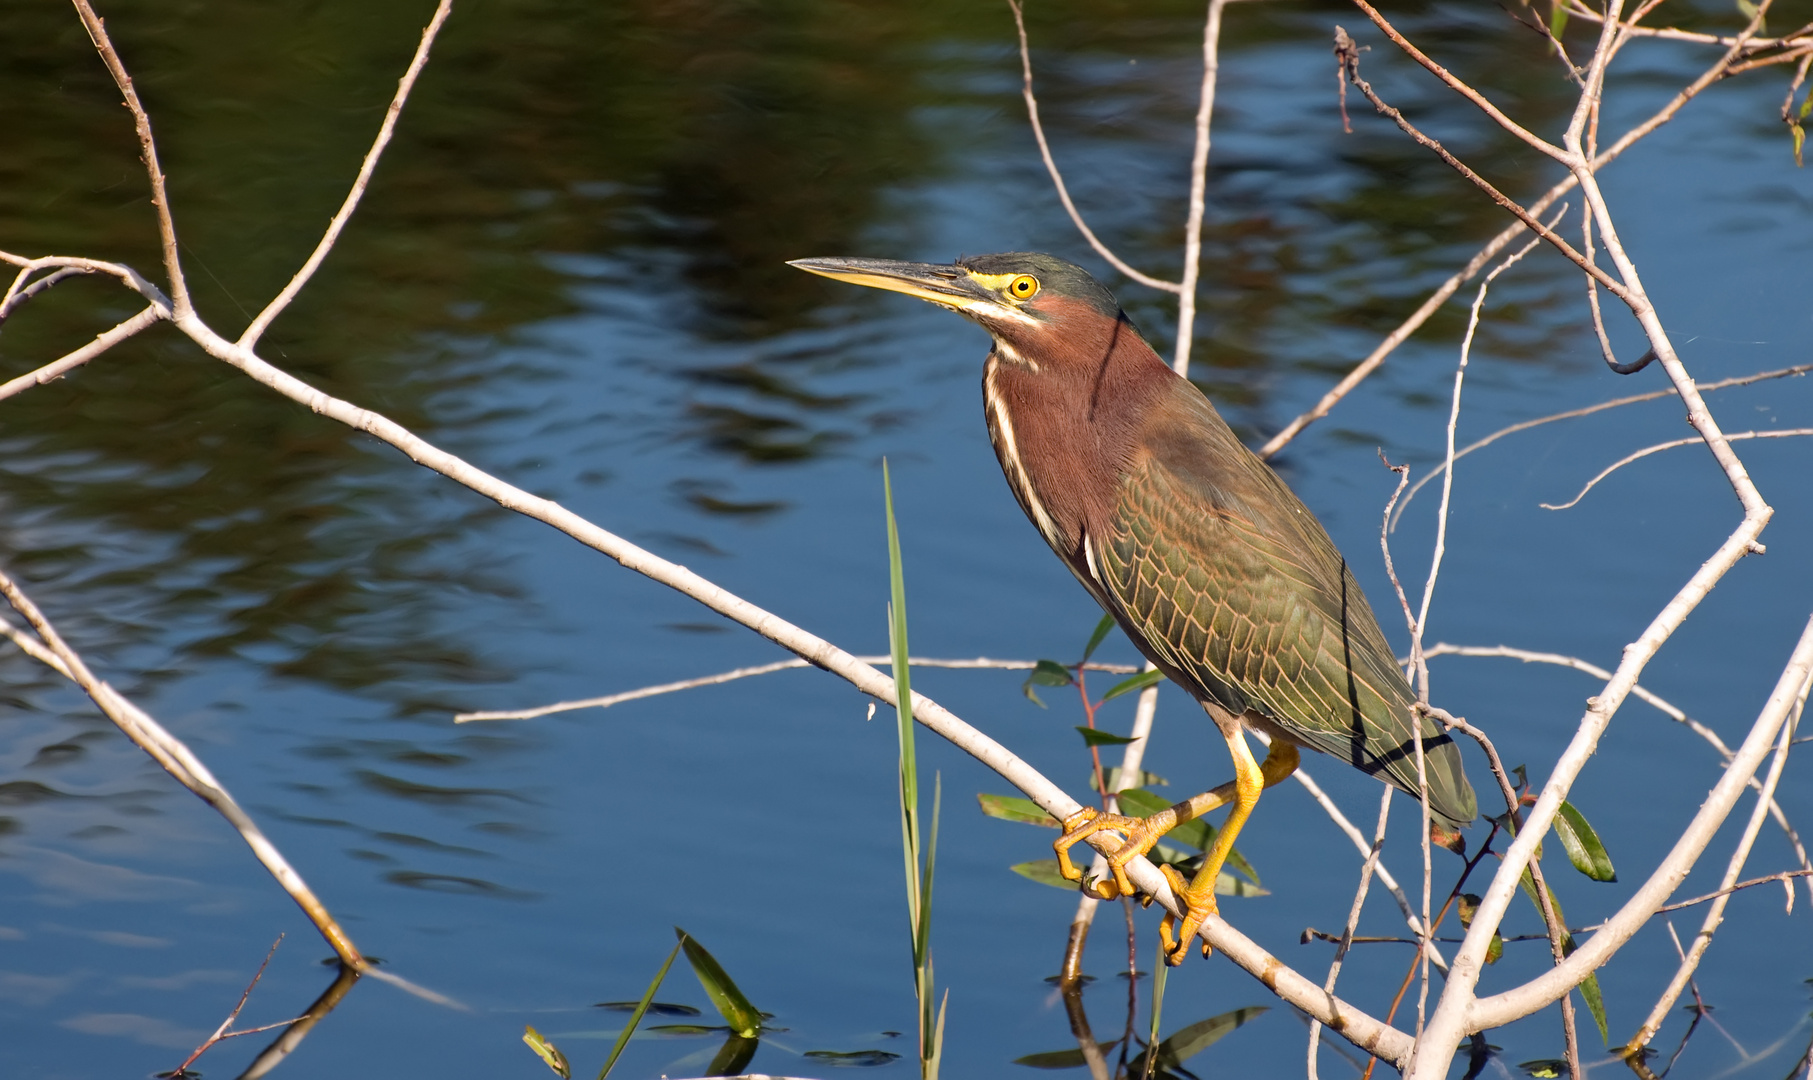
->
[[0, 305, 163, 403], [1391, 364, 1812, 531], [1625, 673, 1807, 1052], [1005, 0, 1180, 295], [237, 0, 454, 349], [0, 564, 368, 971], [1541, 429, 1813, 511], [454, 655, 1140, 722]]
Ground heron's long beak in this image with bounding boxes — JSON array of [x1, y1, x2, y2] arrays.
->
[[787, 257, 996, 313]]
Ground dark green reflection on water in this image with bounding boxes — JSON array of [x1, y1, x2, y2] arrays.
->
[[2, 0, 1598, 827]]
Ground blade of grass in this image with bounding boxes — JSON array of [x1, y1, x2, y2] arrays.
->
[[675, 928, 762, 1039], [1143, 935, 1169, 1080], [884, 462, 943, 1079], [596, 938, 684, 1080]]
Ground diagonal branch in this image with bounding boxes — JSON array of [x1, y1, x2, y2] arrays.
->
[[70, 0, 192, 318], [1005, 0, 1180, 295], [238, 0, 454, 349], [0, 565, 366, 970], [1335, 28, 1628, 299], [1349, 0, 1569, 163]]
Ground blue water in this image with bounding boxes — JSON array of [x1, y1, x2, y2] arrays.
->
[[1, 0, 1810, 1077]]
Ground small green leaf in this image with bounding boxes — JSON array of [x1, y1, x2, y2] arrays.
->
[[1114, 788, 1171, 817], [1081, 614, 1117, 664], [1022, 659, 1074, 707], [706, 1034, 760, 1075], [677, 928, 762, 1039], [646, 1024, 724, 1035], [1554, 800, 1617, 882], [523, 1025, 571, 1079], [1076, 726, 1138, 747], [1010, 859, 1077, 890], [1129, 1006, 1268, 1076], [1579, 969, 1610, 1042], [1013, 1041, 1120, 1068], [593, 1001, 700, 1016], [1547, 1, 1568, 39], [977, 793, 1058, 827], [1102, 668, 1165, 702], [597, 938, 684, 1080], [1090, 767, 1168, 793], [1109, 789, 1259, 883], [1149, 846, 1266, 895], [1456, 894, 1502, 964], [1792, 122, 1805, 168], [1520, 1060, 1567, 1078], [805, 1049, 904, 1066]]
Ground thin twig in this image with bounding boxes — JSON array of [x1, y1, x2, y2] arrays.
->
[[1349, 0, 1569, 163], [1424, 642, 1813, 900], [1172, 0, 1233, 375], [1542, 429, 1813, 511], [1390, 363, 1813, 531], [454, 656, 1140, 722], [1005, 0, 1180, 295], [1289, 767, 1437, 956], [167, 935, 295, 1078], [1335, 27, 1628, 299], [237, 0, 454, 348], [1308, 784, 1393, 1079], [1623, 672, 1809, 1055], [1196, 15, 1797, 460], [0, 565, 368, 969], [0, 305, 163, 403], [0, 266, 90, 325], [71, 0, 192, 317]]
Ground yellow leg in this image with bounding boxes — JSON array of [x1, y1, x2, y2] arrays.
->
[[1054, 781, 1239, 900], [1158, 735, 1299, 965]]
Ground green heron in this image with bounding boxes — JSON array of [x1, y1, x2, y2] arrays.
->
[[789, 252, 1476, 964]]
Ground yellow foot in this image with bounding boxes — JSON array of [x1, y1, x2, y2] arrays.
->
[[1156, 864, 1219, 965], [1053, 807, 1175, 901]]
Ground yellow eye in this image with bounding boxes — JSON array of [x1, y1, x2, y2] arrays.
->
[[1007, 274, 1039, 300]]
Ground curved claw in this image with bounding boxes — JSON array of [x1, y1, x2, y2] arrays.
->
[[1157, 864, 1218, 965], [1053, 807, 1174, 901]]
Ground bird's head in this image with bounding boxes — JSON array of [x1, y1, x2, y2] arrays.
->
[[787, 252, 1131, 369]]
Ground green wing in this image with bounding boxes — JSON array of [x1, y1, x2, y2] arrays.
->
[[1093, 388, 1476, 829]]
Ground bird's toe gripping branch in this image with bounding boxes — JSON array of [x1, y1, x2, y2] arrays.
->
[[1054, 781, 1238, 902], [1156, 736, 1299, 965]]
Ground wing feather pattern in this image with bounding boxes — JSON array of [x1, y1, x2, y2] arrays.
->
[[1094, 387, 1477, 829]]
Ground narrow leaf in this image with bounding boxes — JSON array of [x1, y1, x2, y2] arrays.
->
[[1553, 800, 1617, 882], [676, 929, 762, 1039], [1132, 1006, 1268, 1074], [1144, 936, 1169, 1080], [705, 1034, 760, 1076], [598, 938, 684, 1080], [1014, 1041, 1121, 1068], [524, 1025, 571, 1079], [1010, 859, 1078, 890], [1115, 788, 1171, 817], [1081, 613, 1117, 664], [1547, 1, 1568, 40], [1579, 969, 1610, 1042], [1027, 659, 1076, 687], [1102, 668, 1165, 702], [977, 793, 1059, 827], [1090, 767, 1168, 793], [806, 1050, 904, 1066], [1076, 726, 1138, 747]]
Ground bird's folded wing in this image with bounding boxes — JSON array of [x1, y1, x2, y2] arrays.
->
[[1095, 391, 1476, 827]]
